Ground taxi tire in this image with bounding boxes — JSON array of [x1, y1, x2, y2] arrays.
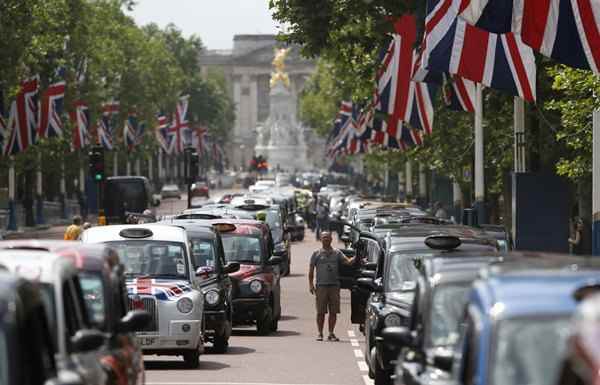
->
[[257, 305, 274, 335], [271, 317, 278, 332], [183, 349, 200, 369], [374, 365, 391, 385], [213, 332, 229, 354]]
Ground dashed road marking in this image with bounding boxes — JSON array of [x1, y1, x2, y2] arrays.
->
[[348, 330, 356, 338], [354, 349, 364, 358], [357, 361, 369, 372], [350, 339, 359, 347]]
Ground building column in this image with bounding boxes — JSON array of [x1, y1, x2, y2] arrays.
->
[[398, 171, 405, 202], [148, 155, 154, 182], [135, 158, 141, 176], [113, 152, 118, 176], [418, 163, 427, 207], [158, 150, 164, 181], [474, 83, 486, 224], [406, 160, 413, 202], [453, 179, 463, 223], [60, 160, 67, 219], [593, 110, 600, 255]]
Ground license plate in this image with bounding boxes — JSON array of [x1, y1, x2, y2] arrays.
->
[[138, 337, 156, 346]]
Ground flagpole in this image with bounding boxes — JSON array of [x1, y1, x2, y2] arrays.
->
[[148, 154, 154, 182], [7, 156, 17, 231], [418, 163, 427, 207], [60, 159, 67, 219], [113, 152, 118, 176], [126, 158, 131, 176], [158, 149, 164, 182], [405, 160, 413, 202], [474, 83, 486, 224], [135, 157, 141, 176], [592, 110, 600, 255], [398, 170, 405, 202], [514, 97, 526, 172], [453, 178, 462, 223], [36, 152, 45, 225]]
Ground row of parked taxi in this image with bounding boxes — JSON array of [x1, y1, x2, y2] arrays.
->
[[0, 187, 306, 385], [319, 190, 600, 385]]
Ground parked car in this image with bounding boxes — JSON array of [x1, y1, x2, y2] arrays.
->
[[249, 180, 276, 193], [288, 213, 306, 241], [161, 220, 241, 353], [357, 231, 499, 385], [385, 255, 504, 385], [0, 249, 108, 385], [161, 183, 182, 199], [447, 266, 600, 385], [211, 219, 282, 335], [0, 240, 150, 385], [104, 176, 159, 224], [81, 224, 206, 368], [191, 181, 210, 198], [0, 272, 82, 385]]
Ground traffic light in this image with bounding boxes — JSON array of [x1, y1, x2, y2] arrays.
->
[[184, 147, 199, 183], [88, 146, 105, 182]]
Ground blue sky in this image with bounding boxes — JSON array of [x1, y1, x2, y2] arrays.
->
[[126, 0, 280, 49]]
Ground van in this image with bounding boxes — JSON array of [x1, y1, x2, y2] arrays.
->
[[104, 176, 158, 224]]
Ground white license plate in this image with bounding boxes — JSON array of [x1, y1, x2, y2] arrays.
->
[[138, 337, 157, 346]]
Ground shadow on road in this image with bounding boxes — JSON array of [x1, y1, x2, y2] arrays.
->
[[232, 329, 301, 337], [284, 273, 305, 278], [144, 359, 230, 371], [279, 315, 298, 321]]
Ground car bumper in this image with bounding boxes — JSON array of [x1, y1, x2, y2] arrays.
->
[[232, 297, 268, 321], [375, 336, 401, 371], [135, 320, 203, 353], [204, 310, 228, 333]]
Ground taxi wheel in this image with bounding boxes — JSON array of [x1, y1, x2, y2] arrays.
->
[[271, 317, 278, 332], [374, 365, 391, 385], [183, 349, 200, 369], [213, 332, 229, 354], [257, 305, 274, 335]]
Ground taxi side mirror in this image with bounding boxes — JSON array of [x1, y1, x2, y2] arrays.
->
[[360, 270, 376, 279], [357, 277, 382, 293], [71, 329, 106, 352], [433, 353, 454, 372], [268, 256, 283, 266], [382, 326, 413, 347], [117, 310, 152, 333], [223, 262, 240, 274]]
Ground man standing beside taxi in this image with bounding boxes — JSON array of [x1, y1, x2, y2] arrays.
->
[[309, 231, 356, 341]]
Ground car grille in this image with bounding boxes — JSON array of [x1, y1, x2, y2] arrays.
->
[[128, 296, 158, 332]]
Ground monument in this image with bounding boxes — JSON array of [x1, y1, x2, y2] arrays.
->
[[255, 48, 309, 172]]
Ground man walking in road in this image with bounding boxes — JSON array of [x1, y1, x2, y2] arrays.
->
[[309, 231, 356, 341]]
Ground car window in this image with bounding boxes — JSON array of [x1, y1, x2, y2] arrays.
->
[[190, 238, 217, 269], [78, 272, 106, 328], [266, 210, 282, 230], [428, 284, 470, 347], [108, 240, 189, 279], [366, 239, 381, 263], [221, 235, 263, 264], [386, 253, 420, 291]]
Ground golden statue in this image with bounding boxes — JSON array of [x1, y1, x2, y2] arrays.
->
[[270, 47, 291, 88]]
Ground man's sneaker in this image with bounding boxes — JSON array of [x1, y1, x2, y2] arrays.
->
[[327, 334, 340, 342], [316, 334, 324, 341]]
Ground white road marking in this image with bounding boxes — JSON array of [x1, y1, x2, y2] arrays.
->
[[362, 375, 374, 385], [357, 361, 369, 372], [350, 339, 359, 347], [348, 330, 356, 337], [354, 349, 364, 358]]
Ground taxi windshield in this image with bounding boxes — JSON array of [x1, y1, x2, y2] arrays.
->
[[221, 235, 263, 264], [492, 316, 570, 385], [107, 241, 189, 279], [428, 284, 470, 347], [266, 210, 282, 230], [78, 272, 106, 328], [190, 238, 217, 270]]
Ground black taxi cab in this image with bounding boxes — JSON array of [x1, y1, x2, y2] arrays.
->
[[208, 219, 282, 335], [160, 219, 241, 353], [0, 240, 150, 385]]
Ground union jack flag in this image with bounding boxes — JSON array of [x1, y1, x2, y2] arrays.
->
[[38, 70, 66, 139], [155, 111, 171, 154], [191, 126, 209, 155], [123, 113, 138, 151], [442, 74, 477, 112], [168, 95, 190, 154], [71, 101, 90, 150], [127, 278, 192, 302], [3, 76, 39, 155], [97, 117, 113, 150]]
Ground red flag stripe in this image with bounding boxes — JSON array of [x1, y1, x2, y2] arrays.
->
[[458, 23, 490, 83], [576, 0, 600, 71], [504, 33, 535, 102]]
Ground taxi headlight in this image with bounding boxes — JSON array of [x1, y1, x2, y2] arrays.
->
[[249, 280, 263, 294], [205, 290, 220, 306], [384, 313, 402, 327], [177, 297, 194, 314]]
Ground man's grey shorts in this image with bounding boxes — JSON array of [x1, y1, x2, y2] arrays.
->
[[316, 285, 341, 315]]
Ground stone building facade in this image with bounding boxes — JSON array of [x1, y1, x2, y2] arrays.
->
[[199, 35, 324, 170]]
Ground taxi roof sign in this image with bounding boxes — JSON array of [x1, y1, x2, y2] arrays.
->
[[213, 223, 237, 233], [425, 235, 462, 250], [119, 228, 153, 239]]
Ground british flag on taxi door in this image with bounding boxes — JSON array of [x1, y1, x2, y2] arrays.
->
[[127, 278, 192, 301]]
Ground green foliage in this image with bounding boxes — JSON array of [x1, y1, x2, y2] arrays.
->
[[547, 65, 600, 181]]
